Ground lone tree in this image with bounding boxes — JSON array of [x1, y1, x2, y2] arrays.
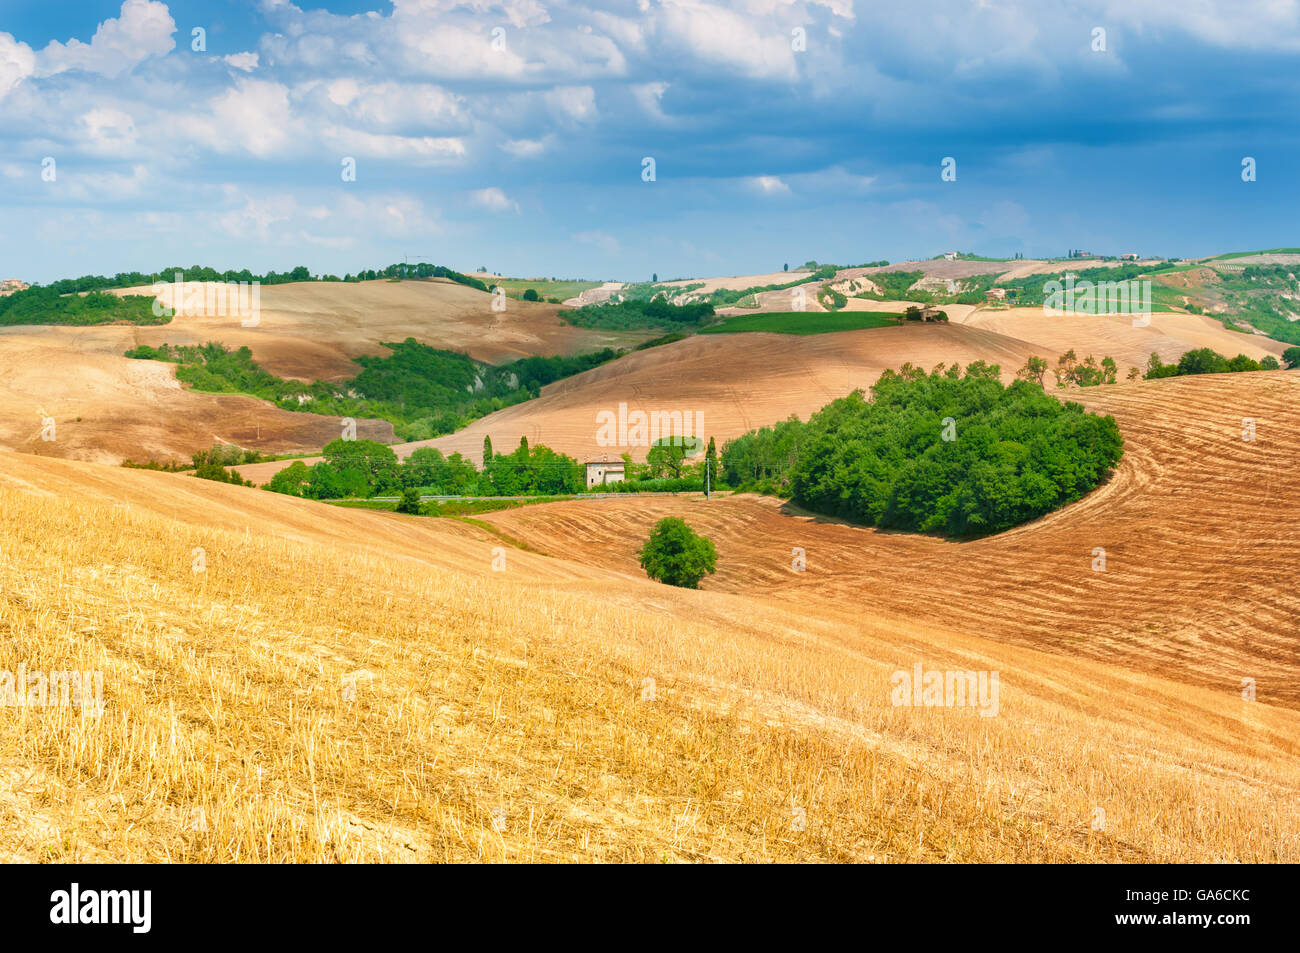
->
[[522, 288, 540, 301], [705, 436, 717, 493], [637, 517, 717, 589], [1017, 355, 1049, 387], [1282, 346, 1300, 369]]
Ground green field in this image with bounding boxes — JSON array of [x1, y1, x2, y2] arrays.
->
[[700, 311, 899, 335], [486, 278, 603, 301], [1209, 248, 1300, 261]]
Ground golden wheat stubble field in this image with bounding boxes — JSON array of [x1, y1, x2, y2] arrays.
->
[[1, 364, 1299, 863]]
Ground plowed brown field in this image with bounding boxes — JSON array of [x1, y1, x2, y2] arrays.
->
[[477, 370, 1300, 706], [0, 329, 393, 464]]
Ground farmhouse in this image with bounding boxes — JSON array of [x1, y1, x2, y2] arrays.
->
[[985, 287, 1008, 301], [585, 459, 626, 489], [1120, 252, 1139, 261]]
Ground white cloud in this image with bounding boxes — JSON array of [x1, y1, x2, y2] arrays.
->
[[58, 163, 151, 202], [501, 136, 550, 158], [80, 107, 138, 154], [223, 52, 260, 72], [39, 0, 176, 79], [0, 33, 36, 99], [469, 187, 520, 213], [393, 0, 552, 30], [544, 85, 598, 123], [315, 81, 463, 131], [321, 127, 466, 163], [198, 79, 297, 157], [632, 81, 669, 119], [658, 1, 799, 81], [750, 175, 791, 195]]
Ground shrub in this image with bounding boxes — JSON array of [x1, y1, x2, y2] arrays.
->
[[637, 517, 718, 589], [395, 488, 422, 514], [191, 447, 253, 486], [522, 288, 540, 301]]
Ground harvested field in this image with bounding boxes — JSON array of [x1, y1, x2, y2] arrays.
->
[[234, 322, 1044, 481], [960, 307, 1286, 371], [478, 370, 1300, 707], [1, 447, 1297, 862], [0, 329, 391, 465], [108, 278, 641, 379]]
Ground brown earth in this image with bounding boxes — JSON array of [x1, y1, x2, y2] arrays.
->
[[477, 369, 1300, 708], [109, 278, 640, 379], [234, 322, 1045, 481], [957, 307, 1286, 372], [0, 278, 640, 464], [0, 329, 392, 465], [1, 420, 1297, 861]]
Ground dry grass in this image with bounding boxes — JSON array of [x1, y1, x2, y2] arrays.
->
[[1, 452, 1297, 863]]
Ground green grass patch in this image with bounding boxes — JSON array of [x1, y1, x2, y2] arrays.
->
[[125, 338, 622, 441], [485, 278, 603, 301], [700, 311, 899, 335], [1209, 248, 1300, 261]]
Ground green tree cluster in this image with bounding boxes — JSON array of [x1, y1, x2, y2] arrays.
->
[[721, 363, 1123, 539], [1145, 348, 1280, 378]]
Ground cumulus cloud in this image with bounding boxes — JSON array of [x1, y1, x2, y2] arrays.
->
[[38, 0, 175, 79], [0, 33, 36, 98]]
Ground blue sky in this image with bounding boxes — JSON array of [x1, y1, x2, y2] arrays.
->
[[2, 0, 1299, 283]]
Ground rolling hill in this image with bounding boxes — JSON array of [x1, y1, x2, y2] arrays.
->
[[1, 440, 1297, 862]]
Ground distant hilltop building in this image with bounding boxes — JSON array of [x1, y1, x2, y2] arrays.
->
[[1120, 252, 1139, 261], [942, 251, 958, 261], [0, 278, 28, 296], [985, 287, 1008, 301]]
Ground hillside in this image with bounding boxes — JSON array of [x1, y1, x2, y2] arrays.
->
[[477, 370, 1300, 705], [1, 448, 1297, 862], [235, 322, 1045, 480], [109, 278, 642, 379], [235, 307, 1287, 484], [956, 307, 1285, 370], [0, 328, 392, 465], [0, 278, 641, 464]]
